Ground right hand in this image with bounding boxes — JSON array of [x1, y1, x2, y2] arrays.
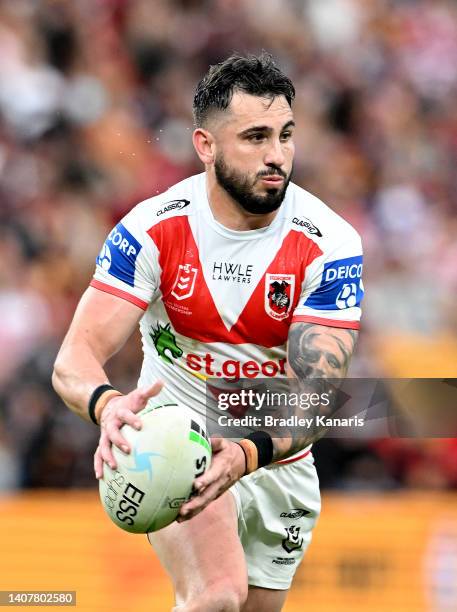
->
[[94, 380, 164, 479]]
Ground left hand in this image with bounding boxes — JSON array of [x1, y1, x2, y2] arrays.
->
[[177, 437, 246, 522]]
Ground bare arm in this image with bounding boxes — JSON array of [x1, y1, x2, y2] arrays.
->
[[271, 321, 358, 461], [178, 322, 358, 522], [52, 287, 143, 421], [53, 286, 164, 477]]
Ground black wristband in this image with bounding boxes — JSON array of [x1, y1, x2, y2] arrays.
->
[[88, 384, 115, 425], [237, 442, 248, 475], [245, 431, 274, 468]]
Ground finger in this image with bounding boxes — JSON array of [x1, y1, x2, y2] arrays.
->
[[209, 436, 225, 452], [193, 459, 224, 492], [127, 381, 164, 416], [116, 407, 142, 432], [182, 470, 229, 515], [105, 421, 131, 454], [94, 447, 103, 479], [178, 480, 224, 521], [136, 380, 164, 404], [99, 431, 117, 470]]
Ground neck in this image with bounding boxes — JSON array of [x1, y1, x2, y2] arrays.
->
[[205, 171, 279, 231]]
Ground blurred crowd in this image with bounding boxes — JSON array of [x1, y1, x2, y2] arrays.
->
[[0, 0, 456, 491]]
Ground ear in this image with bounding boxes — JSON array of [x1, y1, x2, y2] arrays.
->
[[192, 128, 216, 165]]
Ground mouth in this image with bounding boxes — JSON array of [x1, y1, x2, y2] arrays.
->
[[259, 176, 284, 186]]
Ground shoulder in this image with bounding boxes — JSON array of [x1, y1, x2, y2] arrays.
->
[[123, 173, 204, 232], [285, 183, 362, 250]]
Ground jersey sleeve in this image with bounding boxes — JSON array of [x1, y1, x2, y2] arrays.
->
[[292, 231, 364, 329], [90, 206, 158, 310]]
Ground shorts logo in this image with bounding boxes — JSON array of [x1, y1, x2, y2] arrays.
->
[[265, 274, 295, 320], [171, 263, 198, 300], [280, 508, 310, 519], [282, 525, 304, 553], [96, 223, 142, 287], [304, 255, 363, 311], [272, 557, 296, 565]]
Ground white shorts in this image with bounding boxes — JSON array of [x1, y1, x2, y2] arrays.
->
[[230, 451, 321, 590]]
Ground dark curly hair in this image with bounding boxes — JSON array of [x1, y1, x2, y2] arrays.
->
[[193, 52, 295, 127]]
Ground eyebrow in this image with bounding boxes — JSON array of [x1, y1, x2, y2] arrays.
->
[[239, 119, 295, 137]]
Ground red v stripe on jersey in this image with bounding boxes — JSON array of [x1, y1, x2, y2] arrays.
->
[[148, 216, 322, 347]]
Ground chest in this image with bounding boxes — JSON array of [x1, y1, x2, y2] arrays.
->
[[148, 216, 321, 347]]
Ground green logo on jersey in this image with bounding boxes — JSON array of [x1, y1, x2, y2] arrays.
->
[[150, 323, 183, 364]]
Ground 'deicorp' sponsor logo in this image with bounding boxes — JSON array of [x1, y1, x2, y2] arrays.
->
[[96, 222, 142, 287], [292, 216, 322, 237], [156, 199, 190, 216], [304, 255, 364, 311], [265, 273, 295, 320]]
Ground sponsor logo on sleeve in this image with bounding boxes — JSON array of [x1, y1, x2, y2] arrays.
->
[[292, 216, 322, 237], [96, 222, 142, 287], [156, 199, 190, 216], [304, 255, 363, 311]]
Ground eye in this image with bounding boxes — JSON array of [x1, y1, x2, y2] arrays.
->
[[328, 355, 341, 369], [280, 131, 292, 142], [247, 132, 265, 143]]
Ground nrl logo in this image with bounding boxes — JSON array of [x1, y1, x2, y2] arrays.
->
[[265, 274, 295, 320], [171, 263, 198, 300], [282, 525, 304, 553], [149, 323, 183, 364]]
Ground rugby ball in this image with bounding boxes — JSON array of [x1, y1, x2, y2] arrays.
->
[[99, 402, 211, 533]]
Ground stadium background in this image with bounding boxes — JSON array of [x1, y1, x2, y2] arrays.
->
[[0, 0, 456, 610]]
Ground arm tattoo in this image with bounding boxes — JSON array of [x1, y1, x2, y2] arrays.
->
[[271, 322, 358, 461], [288, 323, 357, 379]]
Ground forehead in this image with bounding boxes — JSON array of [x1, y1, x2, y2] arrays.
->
[[308, 332, 343, 354], [221, 91, 294, 130]]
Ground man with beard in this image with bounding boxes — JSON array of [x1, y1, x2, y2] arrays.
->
[[53, 53, 364, 611]]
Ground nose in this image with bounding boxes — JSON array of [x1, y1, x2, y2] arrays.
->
[[264, 138, 286, 169], [307, 355, 328, 378]]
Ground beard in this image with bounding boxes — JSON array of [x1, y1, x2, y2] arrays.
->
[[214, 153, 291, 215]]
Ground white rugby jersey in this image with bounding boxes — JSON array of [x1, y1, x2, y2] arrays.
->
[[91, 173, 363, 449]]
